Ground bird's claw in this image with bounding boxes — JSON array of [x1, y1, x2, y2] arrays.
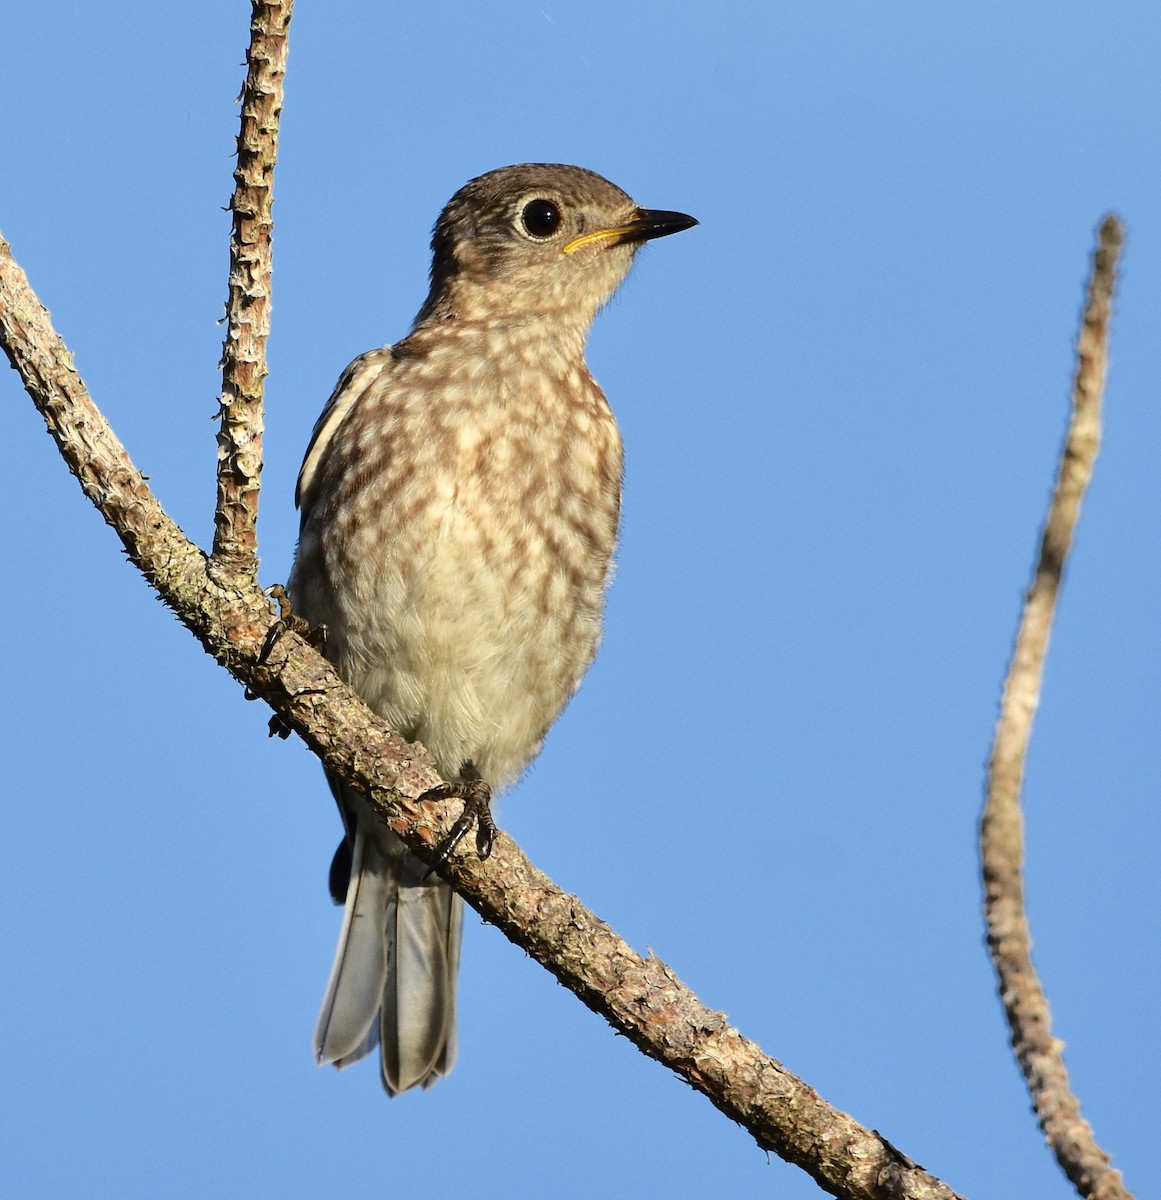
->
[[422, 777, 496, 878], [257, 586, 327, 738], [262, 584, 327, 661]]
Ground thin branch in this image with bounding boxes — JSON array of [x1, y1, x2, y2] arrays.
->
[[211, 0, 293, 583], [981, 216, 1131, 1200], [1, 235, 962, 1200]]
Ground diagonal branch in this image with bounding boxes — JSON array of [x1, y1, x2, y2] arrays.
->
[[211, 0, 293, 584], [1, 233, 962, 1200], [981, 216, 1132, 1200]]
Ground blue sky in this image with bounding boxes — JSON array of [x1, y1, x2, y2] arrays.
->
[[3, 3, 1158, 1197]]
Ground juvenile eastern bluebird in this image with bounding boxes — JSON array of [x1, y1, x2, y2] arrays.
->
[[288, 163, 696, 1095]]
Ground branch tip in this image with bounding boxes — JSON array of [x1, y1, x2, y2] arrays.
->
[[981, 216, 1132, 1200], [210, 0, 294, 579]]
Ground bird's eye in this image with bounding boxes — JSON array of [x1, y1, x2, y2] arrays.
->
[[521, 199, 562, 239]]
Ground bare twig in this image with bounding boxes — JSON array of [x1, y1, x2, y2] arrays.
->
[[981, 216, 1131, 1200], [1, 230, 962, 1200], [211, 0, 293, 583]]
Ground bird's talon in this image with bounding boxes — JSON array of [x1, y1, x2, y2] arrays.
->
[[475, 806, 498, 859], [267, 713, 293, 739], [258, 618, 287, 665], [421, 777, 496, 877], [263, 584, 326, 657]]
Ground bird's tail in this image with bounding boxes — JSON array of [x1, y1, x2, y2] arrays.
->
[[314, 799, 463, 1096]]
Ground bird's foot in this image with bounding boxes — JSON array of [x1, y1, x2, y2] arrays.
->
[[422, 776, 497, 878], [262, 584, 327, 659], [258, 585, 328, 739]]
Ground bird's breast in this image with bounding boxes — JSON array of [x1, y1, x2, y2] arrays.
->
[[302, 343, 624, 787]]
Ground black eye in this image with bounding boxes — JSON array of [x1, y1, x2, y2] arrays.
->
[[521, 198, 561, 239]]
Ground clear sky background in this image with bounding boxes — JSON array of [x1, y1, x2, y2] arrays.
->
[[2, 3, 1157, 1198]]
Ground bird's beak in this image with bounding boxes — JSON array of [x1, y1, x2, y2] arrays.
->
[[562, 208, 698, 255]]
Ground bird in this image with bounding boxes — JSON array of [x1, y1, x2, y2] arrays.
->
[[287, 163, 696, 1095]]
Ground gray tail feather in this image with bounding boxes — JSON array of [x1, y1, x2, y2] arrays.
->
[[314, 813, 463, 1095], [381, 867, 463, 1092]]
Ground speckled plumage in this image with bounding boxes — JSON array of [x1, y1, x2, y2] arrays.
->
[[288, 163, 695, 1095]]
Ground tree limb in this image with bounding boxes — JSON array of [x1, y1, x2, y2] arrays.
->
[[211, 0, 293, 585], [0, 228, 962, 1200], [981, 216, 1132, 1200]]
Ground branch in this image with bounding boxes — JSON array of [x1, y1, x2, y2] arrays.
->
[[981, 216, 1132, 1200], [211, 0, 292, 584], [0, 247, 962, 1200]]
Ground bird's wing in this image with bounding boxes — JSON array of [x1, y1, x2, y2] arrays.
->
[[295, 347, 394, 516]]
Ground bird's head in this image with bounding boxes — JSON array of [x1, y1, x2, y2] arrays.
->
[[415, 163, 696, 330]]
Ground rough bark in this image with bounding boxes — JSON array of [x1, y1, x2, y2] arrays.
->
[[211, 0, 291, 585]]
